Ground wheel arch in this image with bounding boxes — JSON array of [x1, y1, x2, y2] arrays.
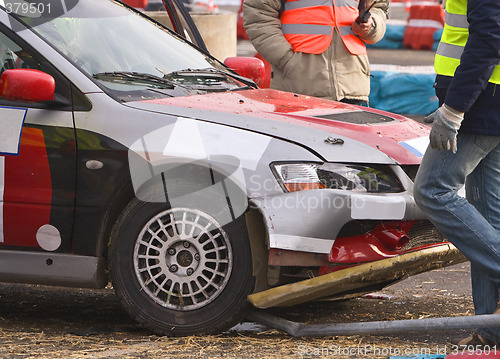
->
[[103, 161, 255, 266], [245, 207, 270, 293], [95, 179, 137, 261]]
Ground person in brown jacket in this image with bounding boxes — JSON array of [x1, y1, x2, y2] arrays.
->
[[242, 0, 388, 105]]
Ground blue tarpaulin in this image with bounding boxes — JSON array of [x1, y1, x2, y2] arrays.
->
[[367, 24, 406, 49], [368, 24, 443, 51], [369, 68, 438, 116], [433, 29, 443, 51]]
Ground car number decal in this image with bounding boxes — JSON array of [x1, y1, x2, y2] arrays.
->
[[0, 106, 27, 155]]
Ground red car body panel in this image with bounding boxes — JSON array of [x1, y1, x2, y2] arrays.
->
[[3, 127, 52, 247], [145, 89, 429, 165]]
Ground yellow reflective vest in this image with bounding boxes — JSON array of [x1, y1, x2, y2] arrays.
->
[[435, 0, 500, 84]]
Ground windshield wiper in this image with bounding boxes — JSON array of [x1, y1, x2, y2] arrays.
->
[[161, 67, 258, 89], [161, 67, 226, 79], [93, 71, 181, 89]]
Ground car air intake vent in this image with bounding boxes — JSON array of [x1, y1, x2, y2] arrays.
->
[[335, 220, 446, 249], [402, 220, 447, 251], [314, 111, 396, 124]]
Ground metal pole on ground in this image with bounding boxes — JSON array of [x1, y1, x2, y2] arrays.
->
[[248, 310, 500, 337]]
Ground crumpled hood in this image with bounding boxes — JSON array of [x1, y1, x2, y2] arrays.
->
[[127, 89, 429, 165]]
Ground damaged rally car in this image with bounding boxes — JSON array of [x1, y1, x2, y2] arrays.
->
[[0, 0, 465, 336]]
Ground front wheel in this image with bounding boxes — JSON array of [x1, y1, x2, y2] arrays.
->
[[109, 194, 254, 336]]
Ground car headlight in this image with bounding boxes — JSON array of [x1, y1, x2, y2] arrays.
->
[[272, 163, 403, 193]]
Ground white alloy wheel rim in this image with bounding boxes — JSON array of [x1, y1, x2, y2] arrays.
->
[[133, 208, 233, 310]]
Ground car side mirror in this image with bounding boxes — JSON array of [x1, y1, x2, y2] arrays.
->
[[224, 57, 266, 87], [120, 0, 147, 8], [0, 69, 55, 102]]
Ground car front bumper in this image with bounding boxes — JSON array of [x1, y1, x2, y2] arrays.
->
[[250, 187, 426, 255]]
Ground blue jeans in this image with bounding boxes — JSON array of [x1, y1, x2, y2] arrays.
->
[[414, 132, 500, 341]]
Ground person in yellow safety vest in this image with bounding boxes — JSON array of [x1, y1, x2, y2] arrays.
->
[[242, 0, 388, 105], [414, 0, 500, 348]]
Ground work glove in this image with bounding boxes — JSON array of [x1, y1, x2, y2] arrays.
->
[[424, 104, 464, 153]]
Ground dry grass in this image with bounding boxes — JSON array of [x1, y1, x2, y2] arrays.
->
[[0, 328, 459, 359], [0, 264, 474, 358]]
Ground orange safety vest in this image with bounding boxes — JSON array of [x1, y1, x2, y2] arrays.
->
[[280, 0, 367, 55]]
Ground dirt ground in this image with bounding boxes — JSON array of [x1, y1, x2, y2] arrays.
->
[[0, 262, 478, 358]]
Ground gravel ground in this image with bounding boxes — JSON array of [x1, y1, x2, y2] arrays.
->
[[0, 262, 477, 358]]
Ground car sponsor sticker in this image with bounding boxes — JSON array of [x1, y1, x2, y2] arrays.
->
[[399, 136, 429, 158], [351, 194, 406, 220], [0, 106, 26, 155]]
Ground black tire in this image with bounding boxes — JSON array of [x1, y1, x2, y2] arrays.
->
[[109, 185, 254, 336]]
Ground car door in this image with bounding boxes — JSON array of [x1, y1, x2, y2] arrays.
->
[[0, 23, 76, 253]]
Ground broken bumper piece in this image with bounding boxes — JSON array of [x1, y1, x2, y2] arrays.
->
[[248, 243, 467, 309]]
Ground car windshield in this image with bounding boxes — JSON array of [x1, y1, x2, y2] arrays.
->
[[9, 0, 246, 101]]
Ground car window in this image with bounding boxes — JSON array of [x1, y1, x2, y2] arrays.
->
[[3, 0, 243, 102], [0, 31, 41, 73], [0, 23, 77, 109], [33, 4, 213, 76]]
